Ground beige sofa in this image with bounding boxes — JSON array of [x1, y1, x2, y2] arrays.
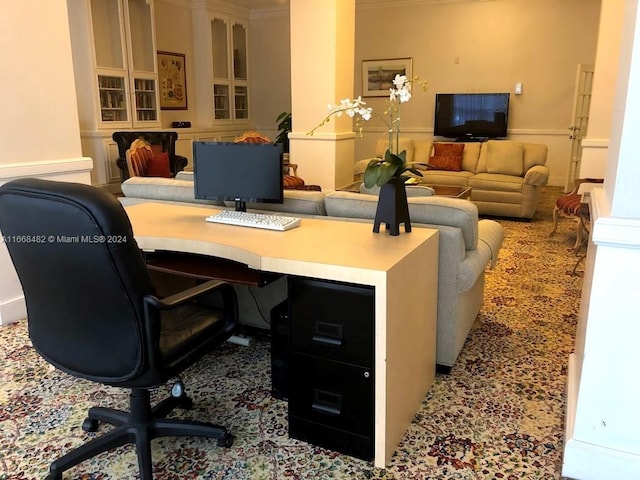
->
[[119, 173, 504, 370], [355, 138, 549, 219]]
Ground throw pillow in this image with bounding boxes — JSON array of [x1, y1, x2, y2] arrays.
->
[[430, 143, 465, 171], [145, 152, 172, 178]]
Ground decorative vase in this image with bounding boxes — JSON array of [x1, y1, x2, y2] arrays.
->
[[372, 177, 411, 236]]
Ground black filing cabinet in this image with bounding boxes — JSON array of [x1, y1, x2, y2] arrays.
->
[[286, 276, 375, 461]]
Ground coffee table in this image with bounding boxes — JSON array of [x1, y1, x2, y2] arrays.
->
[[338, 181, 472, 200]]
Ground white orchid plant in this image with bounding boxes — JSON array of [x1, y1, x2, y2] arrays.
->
[[309, 74, 428, 187]]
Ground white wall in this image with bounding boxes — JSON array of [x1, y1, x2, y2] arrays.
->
[[0, 0, 92, 325], [563, 1, 640, 478]]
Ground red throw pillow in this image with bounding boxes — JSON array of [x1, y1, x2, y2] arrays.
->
[[430, 143, 465, 171], [145, 151, 172, 177]]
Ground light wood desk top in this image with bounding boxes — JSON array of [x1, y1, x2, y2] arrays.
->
[[125, 202, 435, 284], [124, 201, 439, 467]]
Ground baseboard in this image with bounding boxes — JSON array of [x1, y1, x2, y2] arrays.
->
[[0, 295, 26, 326], [562, 437, 640, 480]]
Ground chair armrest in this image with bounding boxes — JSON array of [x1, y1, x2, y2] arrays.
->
[[170, 155, 188, 176], [117, 156, 130, 182], [145, 279, 230, 310], [524, 164, 550, 186]]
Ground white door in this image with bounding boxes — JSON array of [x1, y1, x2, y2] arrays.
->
[[566, 63, 595, 191]]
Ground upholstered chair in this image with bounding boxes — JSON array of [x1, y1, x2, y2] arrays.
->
[[113, 131, 188, 181]]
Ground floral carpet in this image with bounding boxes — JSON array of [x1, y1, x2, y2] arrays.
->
[[0, 186, 584, 480]]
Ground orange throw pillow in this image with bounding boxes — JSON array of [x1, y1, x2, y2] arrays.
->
[[430, 143, 465, 171], [145, 152, 172, 177]]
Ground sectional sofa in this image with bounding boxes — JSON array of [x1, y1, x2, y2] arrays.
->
[[119, 173, 504, 370], [355, 139, 549, 219]]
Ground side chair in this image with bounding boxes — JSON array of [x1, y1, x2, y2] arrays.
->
[[550, 177, 604, 250], [0, 178, 238, 480]]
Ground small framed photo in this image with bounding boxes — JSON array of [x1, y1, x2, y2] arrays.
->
[[361, 58, 413, 97], [157, 51, 188, 110]]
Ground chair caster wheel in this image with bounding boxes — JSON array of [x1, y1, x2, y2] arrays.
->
[[217, 433, 234, 448], [171, 380, 185, 398], [82, 417, 99, 432], [171, 380, 193, 409], [45, 472, 62, 480]]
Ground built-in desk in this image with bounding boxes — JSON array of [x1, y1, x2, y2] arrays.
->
[[124, 202, 439, 467]]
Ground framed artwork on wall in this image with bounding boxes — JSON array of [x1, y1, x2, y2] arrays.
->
[[157, 51, 188, 110], [361, 58, 413, 97]]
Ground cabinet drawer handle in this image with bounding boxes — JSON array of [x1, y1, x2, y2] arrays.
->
[[312, 334, 342, 347], [312, 389, 342, 416]]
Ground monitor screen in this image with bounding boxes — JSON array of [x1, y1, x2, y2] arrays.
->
[[433, 93, 509, 140], [193, 141, 283, 212]]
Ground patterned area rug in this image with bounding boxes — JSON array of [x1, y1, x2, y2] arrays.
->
[[0, 186, 583, 480]]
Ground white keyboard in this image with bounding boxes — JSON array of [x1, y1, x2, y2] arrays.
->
[[205, 210, 301, 231]]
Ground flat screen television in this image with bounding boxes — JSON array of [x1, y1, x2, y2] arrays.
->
[[433, 93, 510, 140], [193, 141, 283, 212]]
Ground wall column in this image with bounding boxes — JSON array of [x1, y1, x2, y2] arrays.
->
[[289, 0, 356, 190]]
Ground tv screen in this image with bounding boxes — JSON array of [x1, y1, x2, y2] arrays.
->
[[193, 141, 283, 212], [433, 93, 510, 140]]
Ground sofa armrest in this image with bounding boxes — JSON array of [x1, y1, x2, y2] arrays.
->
[[524, 165, 550, 186], [478, 219, 504, 268]]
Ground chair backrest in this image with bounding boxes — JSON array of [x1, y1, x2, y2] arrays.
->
[[112, 131, 178, 159], [0, 178, 154, 383]]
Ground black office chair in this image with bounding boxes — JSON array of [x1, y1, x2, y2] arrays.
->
[[112, 131, 188, 181], [0, 178, 238, 480]]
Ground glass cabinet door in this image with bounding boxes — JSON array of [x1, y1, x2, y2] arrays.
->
[[232, 23, 247, 81], [98, 74, 128, 122], [127, 0, 155, 73], [91, 0, 125, 70], [134, 77, 157, 122], [214, 84, 230, 120]]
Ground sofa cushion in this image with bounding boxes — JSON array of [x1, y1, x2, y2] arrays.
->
[[419, 170, 474, 187], [430, 143, 465, 171], [375, 137, 414, 163], [324, 191, 478, 250], [121, 177, 224, 205], [468, 173, 525, 193], [486, 140, 524, 176], [460, 142, 482, 173], [413, 140, 433, 165]]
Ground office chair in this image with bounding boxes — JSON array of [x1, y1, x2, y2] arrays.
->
[[0, 178, 238, 480]]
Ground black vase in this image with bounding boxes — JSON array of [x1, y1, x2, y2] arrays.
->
[[372, 177, 411, 236]]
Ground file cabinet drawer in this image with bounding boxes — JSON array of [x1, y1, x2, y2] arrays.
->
[[288, 277, 374, 367], [288, 353, 373, 438]]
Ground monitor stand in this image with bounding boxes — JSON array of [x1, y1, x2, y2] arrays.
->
[[235, 200, 247, 212]]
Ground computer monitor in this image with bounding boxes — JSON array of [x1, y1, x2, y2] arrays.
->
[[193, 141, 283, 212]]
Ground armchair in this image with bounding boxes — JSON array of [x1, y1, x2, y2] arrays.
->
[[0, 178, 238, 480], [113, 131, 188, 181]]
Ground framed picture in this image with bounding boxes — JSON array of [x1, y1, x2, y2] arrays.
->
[[157, 51, 188, 110], [361, 58, 413, 97]]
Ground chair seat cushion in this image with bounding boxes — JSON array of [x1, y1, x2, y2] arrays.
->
[[160, 304, 224, 362]]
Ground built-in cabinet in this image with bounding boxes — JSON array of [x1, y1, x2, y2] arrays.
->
[[88, 0, 160, 129], [68, 0, 253, 189], [68, 0, 161, 188], [194, 7, 250, 126]]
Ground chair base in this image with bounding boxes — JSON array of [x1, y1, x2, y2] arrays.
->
[[45, 385, 232, 480]]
